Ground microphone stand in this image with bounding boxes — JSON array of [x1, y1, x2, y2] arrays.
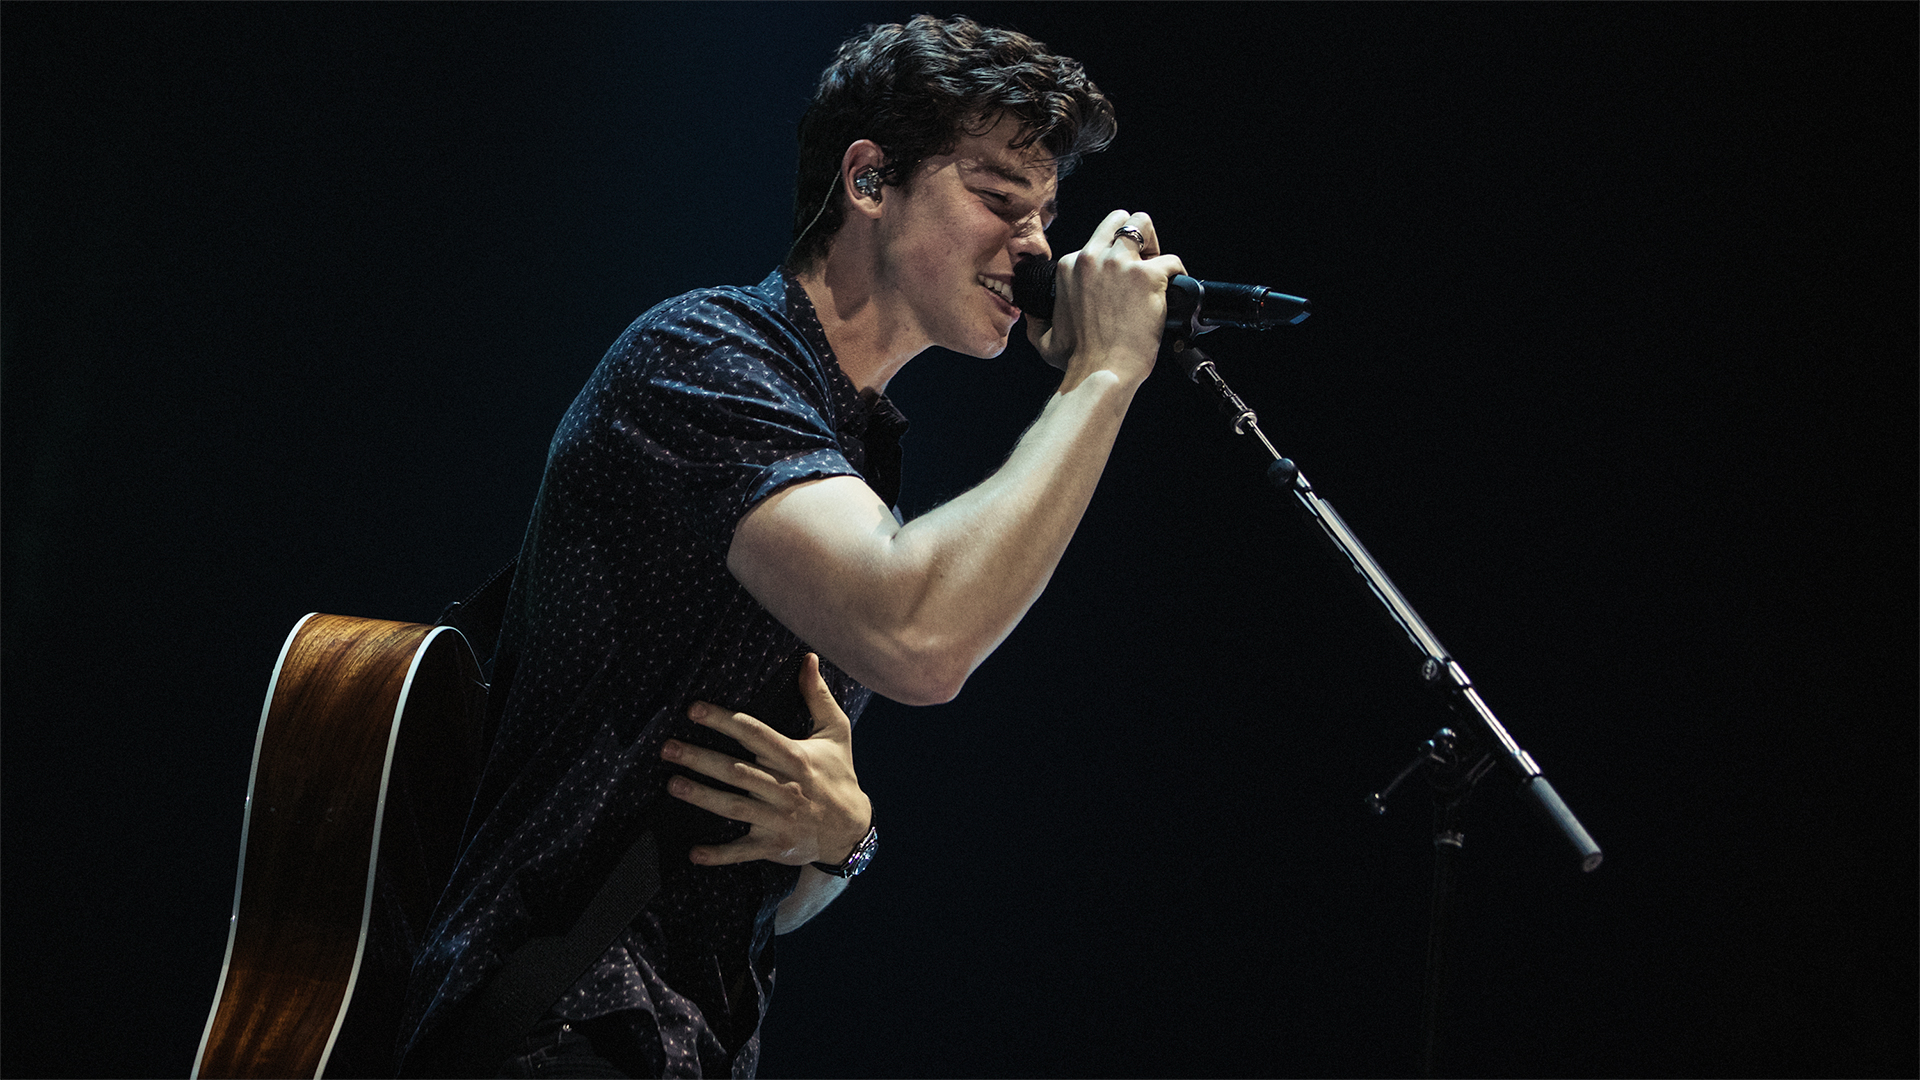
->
[[1166, 337, 1602, 1076]]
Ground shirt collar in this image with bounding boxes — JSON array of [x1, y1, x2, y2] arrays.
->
[[764, 269, 909, 508], [768, 268, 908, 442]]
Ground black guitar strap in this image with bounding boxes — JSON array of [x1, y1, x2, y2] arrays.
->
[[434, 557, 518, 671], [423, 560, 665, 1077], [433, 830, 661, 1075]]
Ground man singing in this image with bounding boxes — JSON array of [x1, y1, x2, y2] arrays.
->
[[402, 15, 1183, 1077]]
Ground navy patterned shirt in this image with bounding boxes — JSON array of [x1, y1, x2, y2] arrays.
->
[[401, 269, 906, 1077]]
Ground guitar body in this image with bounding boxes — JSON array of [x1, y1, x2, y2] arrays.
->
[[194, 614, 485, 1079]]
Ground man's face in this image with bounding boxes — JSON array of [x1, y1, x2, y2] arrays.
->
[[872, 113, 1059, 359]]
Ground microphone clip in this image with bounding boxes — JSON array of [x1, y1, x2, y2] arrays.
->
[[1165, 275, 1215, 341]]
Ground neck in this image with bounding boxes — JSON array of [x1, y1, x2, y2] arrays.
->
[[795, 241, 928, 396]]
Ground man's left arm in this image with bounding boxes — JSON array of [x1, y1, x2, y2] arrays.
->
[[660, 653, 872, 930], [775, 867, 850, 933]]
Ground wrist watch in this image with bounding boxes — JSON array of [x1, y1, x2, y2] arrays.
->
[[811, 820, 878, 878]]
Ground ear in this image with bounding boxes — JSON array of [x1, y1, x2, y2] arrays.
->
[[841, 140, 888, 219]]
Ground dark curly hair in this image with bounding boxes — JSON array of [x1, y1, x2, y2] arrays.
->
[[784, 14, 1117, 272]]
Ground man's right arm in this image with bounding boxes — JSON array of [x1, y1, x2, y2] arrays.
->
[[727, 211, 1182, 705]]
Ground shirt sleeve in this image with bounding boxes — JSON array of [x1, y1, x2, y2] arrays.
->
[[601, 290, 863, 556]]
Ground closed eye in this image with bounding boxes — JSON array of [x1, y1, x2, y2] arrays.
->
[[978, 190, 1049, 233]]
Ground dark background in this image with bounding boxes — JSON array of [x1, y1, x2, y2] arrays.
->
[[4, 4, 1914, 1077]]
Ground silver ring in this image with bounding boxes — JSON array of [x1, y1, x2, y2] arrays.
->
[[1113, 225, 1147, 247]]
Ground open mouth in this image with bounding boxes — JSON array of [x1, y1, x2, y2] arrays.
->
[[979, 276, 1017, 310]]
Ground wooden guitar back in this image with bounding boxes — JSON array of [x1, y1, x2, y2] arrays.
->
[[194, 613, 485, 1079]]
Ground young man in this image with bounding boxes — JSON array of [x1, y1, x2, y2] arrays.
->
[[401, 15, 1182, 1077]]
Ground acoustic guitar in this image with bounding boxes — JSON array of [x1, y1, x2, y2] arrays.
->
[[192, 613, 486, 1079]]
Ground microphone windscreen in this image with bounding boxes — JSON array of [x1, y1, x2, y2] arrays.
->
[[1011, 259, 1056, 320]]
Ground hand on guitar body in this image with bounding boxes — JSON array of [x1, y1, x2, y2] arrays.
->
[[660, 654, 870, 931]]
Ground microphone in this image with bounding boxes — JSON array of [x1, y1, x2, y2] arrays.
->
[[1011, 258, 1310, 337]]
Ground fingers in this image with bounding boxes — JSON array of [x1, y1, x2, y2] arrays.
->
[[797, 654, 852, 738], [665, 763, 791, 816], [664, 762, 827, 868], [1044, 209, 1177, 370], [1023, 311, 1059, 369], [664, 658, 868, 868], [688, 835, 787, 867], [1028, 209, 1158, 372], [661, 736, 780, 795], [1112, 212, 1159, 258], [682, 699, 807, 776], [683, 656, 850, 752], [665, 657, 844, 787], [1093, 208, 1131, 245], [1093, 209, 1159, 258]]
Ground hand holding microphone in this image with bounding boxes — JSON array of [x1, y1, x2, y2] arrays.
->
[[1023, 210, 1188, 382]]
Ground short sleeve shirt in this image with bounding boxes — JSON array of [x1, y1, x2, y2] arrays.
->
[[401, 269, 906, 1077]]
